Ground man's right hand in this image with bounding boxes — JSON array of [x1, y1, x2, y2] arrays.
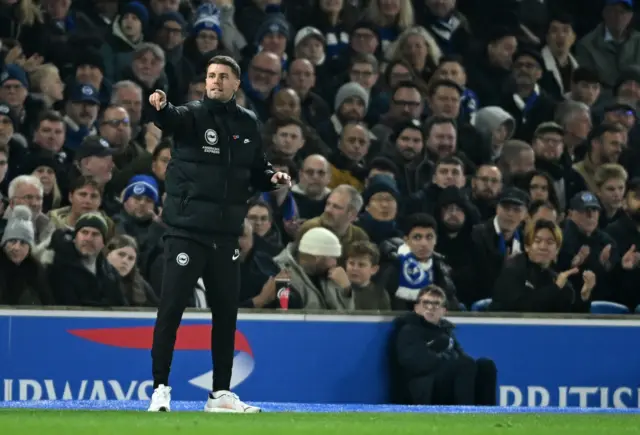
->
[[556, 267, 580, 288], [149, 90, 167, 111]]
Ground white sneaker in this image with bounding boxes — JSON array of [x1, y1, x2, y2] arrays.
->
[[204, 390, 261, 413], [148, 385, 172, 412]]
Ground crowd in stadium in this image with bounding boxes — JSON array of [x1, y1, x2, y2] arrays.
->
[[0, 0, 639, 316]]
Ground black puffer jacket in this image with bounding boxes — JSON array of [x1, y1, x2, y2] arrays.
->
[[154, 96, 277, 245]]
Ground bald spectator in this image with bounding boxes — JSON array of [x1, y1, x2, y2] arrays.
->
[[292, 154, 332, 219], [497, 139, 536, 183], [242, 51, 283, 121], [286, 59, 331, 130]]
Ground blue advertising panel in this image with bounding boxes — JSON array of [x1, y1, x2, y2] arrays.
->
[[0, 310, 639, 408]]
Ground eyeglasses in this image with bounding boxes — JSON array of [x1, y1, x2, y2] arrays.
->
[[419, 299, 444, 308]]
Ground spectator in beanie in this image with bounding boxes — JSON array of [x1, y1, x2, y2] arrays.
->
[[253, 13, 291, 67], [183, 8, 231, 74], [111, 140, 170, 199], [316, 81, 370, 150], [491, 219, 595, 313], [0, 101, 27, 180], [72, 48, 111, 107], [274, 226, 355, 310], [40, 211, 125, 307], [0, 205, 52, 305], [105, 234, 158, 307], [294, 26, 327, 70], [113, 175, 159, 246], [356, 174, 403, 245], [377, 213, 458, 311], [0, 63, 45, 141], [100, 1, 148, 82], [365, 156, 398, 187]]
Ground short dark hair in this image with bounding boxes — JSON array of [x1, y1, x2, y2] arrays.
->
[[404, 213, 437, 235], [152, 140, 171, 160], [392, 80, 422, 97], [435, 155, 464, 172], [588, 122, 626, 143], [424, 116, 457, 137], [207, 55, 241, 78], [37, 110, 64, 126], [427, 79, 464, 98], [345, 240, 380, 265], [416, 285, 447, 303], [273, 117, 305, 132], [70, 175, 101, 194], [269, 155, 298, 174], [437, 54, 464, 67], [528, 199, 557, 216]]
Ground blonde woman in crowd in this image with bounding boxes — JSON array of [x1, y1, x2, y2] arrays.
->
[[28, 64, 65, 110], [364, 0, 415, 50], [385, 26, 442, 83]]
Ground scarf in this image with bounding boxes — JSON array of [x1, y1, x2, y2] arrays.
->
[[494, 216, 522, 256], [512, 84, 540, 125], [395, 243, 433, 301], [357, 212, 398, 244]]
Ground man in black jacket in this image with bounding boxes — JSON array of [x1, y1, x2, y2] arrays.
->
[[390, 285, 497, 405], [146, 55, 291, 414]]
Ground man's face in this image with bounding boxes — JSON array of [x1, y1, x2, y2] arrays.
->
[[426, 122, 457, 159], [390, 87, 422, 119], [273, 124, 304, 158], [604, 108, 636, 130], [299, 157, 330, 196], [80, 155, 114, 185], [350, 27, 378, 54], [546, 20, 575, 53], [76, 64, 103, 90], [366, 191, 397, 221], [67, 101, 99, 128], [322, 191, 354, 230], [405, 226, 436, 261], [415, 293, 446, 324], [69, 185, 101, 216], [565, 109, 592, 140], [272, 89, 301, 119], [349, 62, 378, 90], [286, 60, 315, 97], [206, 63, 240, 102], [296, 37, 325, 65], [603, 3, 633, 33], [596, 132, 625, 163], [10, 182, 43, 216], [195, 29, 219, 53], [572, 81, 601, 106], [99, 107, 132, 148], [0, 115, 13, 145], [530, 206, 558, 224], [533, 132, 564, 161], [247, 205, 271, 237], [395, 127, 423, 161], [33, 165, 56, 194], [156, 19, 184, 51], [496, 203, 527, 232], [442, 203, 465, 232], [120, 13, 142, 40], [488, 36, 517, 69], [338, 97, 366, 122], [0, 79, 27, 108], [339, 124, 370, 162], [598, 178, 626, 211], [472, 165, 502, 200], [113, 86, 142, 125], [433, 61, 466, 86], [432, 163, 465, 188], [124, 195, 155, 220], [74, 227, 104, 256], [625, 190, 640, 222], [4, 240, 29, 265], [248, 53, 282, 95], [617, 80, 640, 103], [570, 208, 599, 235], [261, 31, 287, 56], [512, 55, 542, 87], [429, 86, 461, 119], [132, 51, 164, 85], [509, 149, 536, 175]]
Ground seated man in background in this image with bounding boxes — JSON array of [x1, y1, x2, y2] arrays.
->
[[390, 285, 497, 406]]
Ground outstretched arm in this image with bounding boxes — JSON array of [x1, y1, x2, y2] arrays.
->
[[149, 89, 192, 135]]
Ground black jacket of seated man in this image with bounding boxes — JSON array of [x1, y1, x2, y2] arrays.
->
[[389, 286, 497, 405]]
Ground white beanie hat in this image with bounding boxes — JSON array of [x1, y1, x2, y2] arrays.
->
[[299, 227, 342, 257]]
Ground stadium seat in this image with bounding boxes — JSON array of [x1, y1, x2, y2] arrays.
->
[[590, 301, 630, 314], [471, 299, 492, 312], [635, 305, 640, 314], [458, 303, 467, 311]]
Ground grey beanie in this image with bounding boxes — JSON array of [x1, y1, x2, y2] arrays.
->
[[334, 82, 369, 112], [1, 205, 34, 249], [473, 106, 516, 139]]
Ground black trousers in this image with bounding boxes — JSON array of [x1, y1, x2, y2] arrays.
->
[[151, 236, 240, 392], [410, 357, 498, 405]]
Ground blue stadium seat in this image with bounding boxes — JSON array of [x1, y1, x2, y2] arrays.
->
[[590, 301, 630, 314], [471, 299, 492, 312], [458, 303, 467, 311]]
